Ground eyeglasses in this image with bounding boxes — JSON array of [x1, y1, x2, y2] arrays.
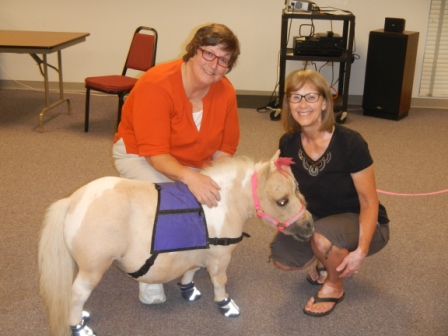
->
[[287, 93, 321, 103], [197, 46, 231, 68]]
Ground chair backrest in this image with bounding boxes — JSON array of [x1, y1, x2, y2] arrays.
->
[[122, 26, 158, 75]]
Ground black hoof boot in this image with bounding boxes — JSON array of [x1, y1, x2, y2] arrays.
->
[[178, 282, 202, 301], [71, 316, 96, 336], [81, 311, 90, 321], [217, 296, 240, 317]]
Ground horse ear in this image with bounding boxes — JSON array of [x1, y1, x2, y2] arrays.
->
[[271, 150, 281, 162], [271, 151, 295, 177], [269, 159, 277, 173], [270, 150, 280, 173], [266, 149, 291, 178]]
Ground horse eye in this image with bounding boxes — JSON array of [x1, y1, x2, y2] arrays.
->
[[277, 198, 289, 207]]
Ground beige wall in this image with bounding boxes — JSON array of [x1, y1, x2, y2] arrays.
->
[[0, 0, 432, 99]]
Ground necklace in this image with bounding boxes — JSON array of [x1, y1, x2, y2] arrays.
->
[[298, 149, 331, 176]]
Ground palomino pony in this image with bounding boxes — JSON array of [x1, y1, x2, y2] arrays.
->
[[38, 151, 313, 336]]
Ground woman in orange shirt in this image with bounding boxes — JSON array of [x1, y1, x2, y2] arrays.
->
[[113, 23, 241, 305]]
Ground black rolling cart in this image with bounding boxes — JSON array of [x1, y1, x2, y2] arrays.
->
[[275, 10, 355, 123]]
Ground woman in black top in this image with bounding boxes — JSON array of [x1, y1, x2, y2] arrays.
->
[[270, 69, 389, 317]]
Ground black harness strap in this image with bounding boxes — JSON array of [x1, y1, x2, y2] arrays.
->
[[208, 232, 251, 246], [127, 233, 251, 279], [127, 253, 159, 279]]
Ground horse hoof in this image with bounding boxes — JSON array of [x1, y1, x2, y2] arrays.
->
[[71, 318, 96, 336], [178, 282, 202, 301], [217, 296, 240, 317]]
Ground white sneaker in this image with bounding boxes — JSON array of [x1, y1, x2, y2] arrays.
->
[[139, 283, 166, 304]]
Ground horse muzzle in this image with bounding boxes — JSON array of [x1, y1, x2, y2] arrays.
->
[[283, 212, 314, 242]]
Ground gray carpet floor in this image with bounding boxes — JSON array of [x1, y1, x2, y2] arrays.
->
[[1, 88, 447, 335]]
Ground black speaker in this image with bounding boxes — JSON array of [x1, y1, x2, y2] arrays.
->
[[362, 29, 419, 120], [384, 17, 405, 32]]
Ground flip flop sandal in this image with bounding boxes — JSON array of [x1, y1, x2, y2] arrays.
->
[[306, 266, 327, 286], [303, 292, 345, 317]]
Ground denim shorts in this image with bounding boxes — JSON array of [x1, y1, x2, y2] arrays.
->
[[270, 212, 390, 268]]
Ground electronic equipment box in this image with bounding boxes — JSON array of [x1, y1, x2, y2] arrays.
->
[[293, 32, 345, 56]]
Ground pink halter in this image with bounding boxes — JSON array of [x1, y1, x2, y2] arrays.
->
[[251, 172, 305, 233]]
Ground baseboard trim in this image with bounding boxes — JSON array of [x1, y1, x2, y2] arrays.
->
[[237, 94, 448, 110], [0, 80, 86, 93], [1, 80, 447, 109]]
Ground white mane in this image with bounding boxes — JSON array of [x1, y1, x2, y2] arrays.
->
[[200, 155, 256, 178]]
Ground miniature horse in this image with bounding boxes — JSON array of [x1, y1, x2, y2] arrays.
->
[[38, 151, 313, 336]]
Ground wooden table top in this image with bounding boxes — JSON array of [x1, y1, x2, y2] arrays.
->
[[0, 30, 90, 53]]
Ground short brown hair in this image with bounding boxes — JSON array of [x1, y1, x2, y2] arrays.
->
[[281, 69, 335, 133], [182, 23, 240, 72]]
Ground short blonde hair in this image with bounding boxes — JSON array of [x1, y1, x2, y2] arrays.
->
[[281, 69, 335, 134]]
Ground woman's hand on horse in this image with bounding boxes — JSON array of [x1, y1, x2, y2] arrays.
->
[[185, 172, 221, 208]]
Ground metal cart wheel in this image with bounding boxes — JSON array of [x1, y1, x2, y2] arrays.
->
[[336, 111, 348, 124], [270, 108, 282, 121]]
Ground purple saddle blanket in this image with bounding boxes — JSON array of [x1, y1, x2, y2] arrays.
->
[[151, 182, 209, 253]]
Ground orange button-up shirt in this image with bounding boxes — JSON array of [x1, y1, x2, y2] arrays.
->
[[114, 59, 240, 168]]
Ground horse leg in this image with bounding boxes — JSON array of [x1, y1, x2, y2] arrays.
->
[[178, 267, 201, 302], [207, 253, 240, 317], [69, 269, 107, 336]]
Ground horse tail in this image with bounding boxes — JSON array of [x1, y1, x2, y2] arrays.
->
[[38, 197, 75, 336]]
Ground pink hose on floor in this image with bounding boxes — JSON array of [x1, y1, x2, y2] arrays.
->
[[377, 189, 448, 196]]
